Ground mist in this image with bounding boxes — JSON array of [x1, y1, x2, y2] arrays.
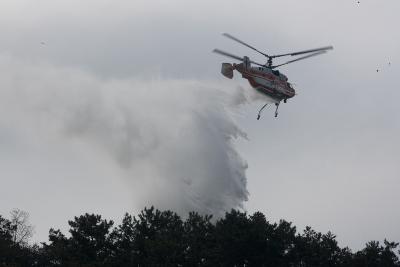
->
[[0, 54, 252, 220]]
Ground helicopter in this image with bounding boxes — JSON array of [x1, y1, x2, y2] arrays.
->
[[213, 33, 333, 119]]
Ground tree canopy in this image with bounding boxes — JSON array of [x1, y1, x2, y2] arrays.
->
[[0, 208, 399, 267]]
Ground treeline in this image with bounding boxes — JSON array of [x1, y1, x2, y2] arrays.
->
[[1, 207, 399, 266]]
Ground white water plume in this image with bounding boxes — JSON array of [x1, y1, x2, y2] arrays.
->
[[0, 55, 249, 217]]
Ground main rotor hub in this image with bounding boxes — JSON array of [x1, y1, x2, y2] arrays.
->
[[267, 57, 273, 68]]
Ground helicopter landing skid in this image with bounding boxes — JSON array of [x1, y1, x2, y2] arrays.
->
[[257, 103, 269, 120], [257, 102, 281, 119], [274, 102, 280, 118]]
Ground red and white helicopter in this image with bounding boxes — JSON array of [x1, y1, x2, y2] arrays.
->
[[214, 33, 333, 119]]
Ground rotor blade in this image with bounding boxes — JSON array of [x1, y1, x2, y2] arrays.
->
[[213, 49, 243, 61], [271, 46, 333, 58], [271, 51, 327, 69], [213, 49, 265, 67], [222, 33, 269, 58]]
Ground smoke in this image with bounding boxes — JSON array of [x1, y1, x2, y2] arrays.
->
[[0, 54, 249, 217]]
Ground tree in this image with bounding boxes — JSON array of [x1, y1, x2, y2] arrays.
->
[[43, 213, 114, 266], [352, 240, 400, 267], [1, 208, 399, 266], [10, 208, 34, 247], [68, 213, 114, 266], [183, 212, 216, 266], [212, 210, 298, 266], [262, 217, 297, 266], [244, 211, 270, 266], [132, 207, 185, 266], [0, 214, 39, 267], [293, 226, 352, 267], [110, 213, 137, 266], [42, 228, 71, 266], [214, 209, 252, 266], [0, 215, 15, 265]]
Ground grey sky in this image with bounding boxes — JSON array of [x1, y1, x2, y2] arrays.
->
[[0, 0, 399, 250]]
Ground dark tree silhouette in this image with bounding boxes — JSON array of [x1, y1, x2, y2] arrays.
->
[[43, 213, 114, 266], [183, 212, 216, 266], [0, 208, 399, 267], [352, 240, 400, 267], [132, 207, 186, 266], [109, 213, 137, 266], [293, 226, 352, 267], [0, 215, 15, 265], [0, 215, 40, 266], [214, 209, 251, 266]]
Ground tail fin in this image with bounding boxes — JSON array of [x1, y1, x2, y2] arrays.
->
[[221, 63, 234, 79]]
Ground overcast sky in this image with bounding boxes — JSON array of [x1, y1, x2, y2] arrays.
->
[[0, 0, 399, 250]]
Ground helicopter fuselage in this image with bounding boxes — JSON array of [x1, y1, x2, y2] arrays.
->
[[231, 60, 295, 103]]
